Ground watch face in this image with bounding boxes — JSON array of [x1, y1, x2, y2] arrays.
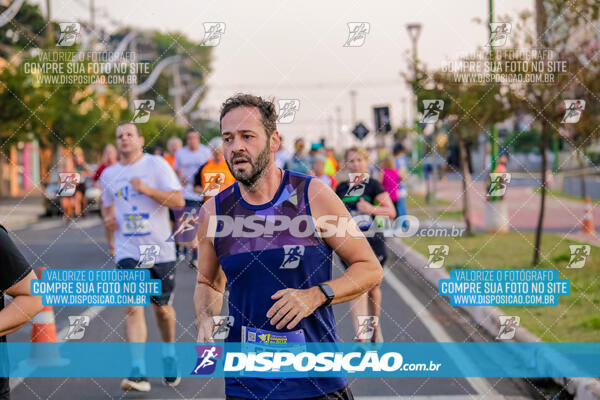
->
[[321, 284, 334, 299]]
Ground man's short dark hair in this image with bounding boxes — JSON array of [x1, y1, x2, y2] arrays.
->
[[219, 93, 277, 137], [116, 122, 142, 136], [186, 128, 198, 135]]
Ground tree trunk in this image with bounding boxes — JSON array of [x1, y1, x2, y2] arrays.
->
[[533, 124, 548, 266], [457, 133, 473, 235], [577, 147, 587, 198]]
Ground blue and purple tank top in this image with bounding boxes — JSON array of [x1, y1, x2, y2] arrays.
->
[[213, 170, 347, 399]]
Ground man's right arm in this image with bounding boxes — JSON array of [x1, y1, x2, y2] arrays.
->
[[193, 197, 227, 342], [101, 204, 118, 232]]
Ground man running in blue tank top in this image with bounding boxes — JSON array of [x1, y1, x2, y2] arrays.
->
[[193, 94, 384, 400]]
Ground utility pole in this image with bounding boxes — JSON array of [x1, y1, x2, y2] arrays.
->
[[90, 0, 95, 30], [406, 23, 423, 178], [401, 97, 407, 128], [45, 0, 53, 44], [489, 0, 498, 173], [335, 106, 342, 150], [129, 35, 137, 105], [350, 90, 357, 126], [171, 63, 187, 126]]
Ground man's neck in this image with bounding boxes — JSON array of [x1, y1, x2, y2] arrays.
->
[[239, 164, 283, 205], [189, 145, 199, 152], [120, 151, 143, 166]]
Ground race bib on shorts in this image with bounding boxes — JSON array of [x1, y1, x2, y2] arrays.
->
[[241, 326, 306, 377]]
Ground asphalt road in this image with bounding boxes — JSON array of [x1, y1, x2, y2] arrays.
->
[[4, 215, 564, 399]]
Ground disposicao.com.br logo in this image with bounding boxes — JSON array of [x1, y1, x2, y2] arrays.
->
[[223, 351, 441, 374], [207, 214, 465, 239]]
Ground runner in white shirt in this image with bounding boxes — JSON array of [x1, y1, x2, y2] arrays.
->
[[174, 130, 211, 268], [101, 122, 185, 393], [174, 130, 212, 203]]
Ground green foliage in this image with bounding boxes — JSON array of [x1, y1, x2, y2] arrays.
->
[[506, 129, 549, 154], [0, 2, 47, 52], [0, 20, 214, 156]]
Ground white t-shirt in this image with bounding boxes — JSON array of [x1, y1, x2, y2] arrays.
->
[[275, 148, 293, 169], [174, 145, 211, 201], [100, 154, 182, 264]]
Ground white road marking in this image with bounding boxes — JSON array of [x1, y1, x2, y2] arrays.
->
[[29, 218, 102, 232], [383, 269, 499, 397], [31, 220, 65, 231]]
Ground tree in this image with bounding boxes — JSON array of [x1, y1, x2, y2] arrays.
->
[[405, 54, 510, 235], [497, 1, 600, 264]]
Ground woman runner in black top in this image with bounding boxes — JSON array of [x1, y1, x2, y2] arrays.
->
[[0, 225, 42, 399], [335, 147, 396, 342]]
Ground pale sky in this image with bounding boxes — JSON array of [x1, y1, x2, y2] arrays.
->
[[34, 0, 533, 149]]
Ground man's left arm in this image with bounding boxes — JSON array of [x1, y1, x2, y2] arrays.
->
[[266, 179, 383, 330]]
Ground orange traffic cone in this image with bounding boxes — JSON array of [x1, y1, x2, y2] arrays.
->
[[582, 196, 595, 234], [27, 268, 68, 367]]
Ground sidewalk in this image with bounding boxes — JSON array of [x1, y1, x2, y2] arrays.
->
[[0, 194, 45, 230], [430, 179, 600, 246]]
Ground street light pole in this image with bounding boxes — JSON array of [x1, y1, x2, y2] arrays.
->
[[489, 0, 498, 173], [406, 23, 423, 178], [350, 90, 357, 126]]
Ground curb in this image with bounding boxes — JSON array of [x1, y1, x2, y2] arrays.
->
[[389, 238, 600, 400], [0, 215, 41, 231]]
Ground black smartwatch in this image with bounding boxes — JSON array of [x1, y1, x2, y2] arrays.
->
[[318, 283, 335, 307]]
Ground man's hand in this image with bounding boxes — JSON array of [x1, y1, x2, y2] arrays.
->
[[196, 316, 215, 343], [356, 197, 373, 214], [130, 178, 149, 195], [103, 216, 118, 232], [266, 287, 326, 330]]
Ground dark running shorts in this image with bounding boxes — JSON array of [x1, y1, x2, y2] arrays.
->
[[116, 258, 176, 306], [340, 233, 387, 269]]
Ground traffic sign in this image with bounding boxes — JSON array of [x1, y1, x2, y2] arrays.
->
[[352, 122, 370, 140], [373, 106, 391, 133]]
